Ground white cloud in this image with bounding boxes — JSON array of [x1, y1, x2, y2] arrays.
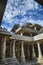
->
[[2, 0, 43, 31]]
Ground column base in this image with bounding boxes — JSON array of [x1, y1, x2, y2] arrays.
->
[[1, 58, 8, 65], [37, 58, 43, 63], [32, 58, 37, 62], [21, 57, 25, 63]]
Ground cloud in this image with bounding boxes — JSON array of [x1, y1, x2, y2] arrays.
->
[[2, 0, 43, 31]]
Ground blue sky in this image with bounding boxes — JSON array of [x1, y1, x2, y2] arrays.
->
[[1, 0, 43, 31]]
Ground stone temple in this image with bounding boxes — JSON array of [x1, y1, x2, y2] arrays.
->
[[0, 0, 43, 65], [0, 23, 43, 65]]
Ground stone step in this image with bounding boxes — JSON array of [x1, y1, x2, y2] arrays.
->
[[6, 58, 20, 65], [21, 63, 40, 65], [20, 61, 40, 65]]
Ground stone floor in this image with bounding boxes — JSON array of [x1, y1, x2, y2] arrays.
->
[[0, 63, 43, 65], [0, 58, 43, 65]]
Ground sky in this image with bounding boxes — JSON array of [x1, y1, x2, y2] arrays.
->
[[1, 0, 43, 31]]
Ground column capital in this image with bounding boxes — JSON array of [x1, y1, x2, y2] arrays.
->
[[2, 36, 7, 42], [13, 40, 16, 43], [37, 41, 41, 44], [22, 41, 24, 43]]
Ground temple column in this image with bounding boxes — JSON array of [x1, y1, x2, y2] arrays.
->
[[13, 40, 20, 64], [13, 40, 16, 59], [37, 42, 43, 63], [1, 37, 7, 64], [32, 44, 36, 60], [18, 42, 20, 61], [37, 43, 42, 58], [21, 33, 25, 63], [28, 43, 30, 60], [10, 43, 12, 57], [21, 41, 25, 63]]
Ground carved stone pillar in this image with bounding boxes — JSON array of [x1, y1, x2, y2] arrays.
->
[[13, 40, 16, 59], [32, 44, 36, 60], [10, 43, 12, 57], [13, 40, 20, 64], [37, 43, 42, 58], [21, 41, 25, 63], [37, 42, 43, 63], [28, 43, 30, 60], [1, 37, 7, 64]]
